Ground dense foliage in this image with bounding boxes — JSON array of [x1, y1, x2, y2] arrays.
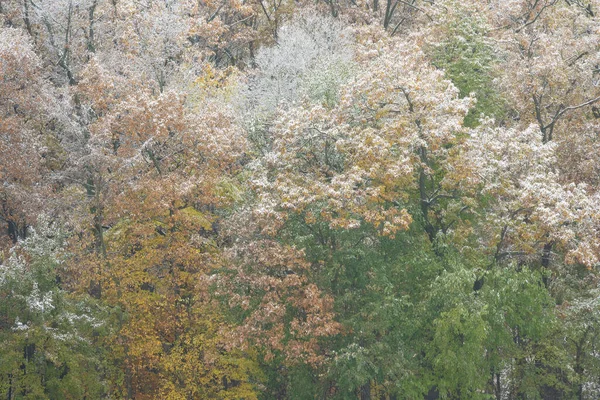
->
[[2, 0, 600, 398]]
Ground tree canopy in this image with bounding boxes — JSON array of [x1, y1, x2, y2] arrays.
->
[[2, 0, 600, 399]]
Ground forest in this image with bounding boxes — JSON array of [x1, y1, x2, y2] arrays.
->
[[1, 0, 600, 398]]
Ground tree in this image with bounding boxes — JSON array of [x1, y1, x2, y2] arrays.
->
[[0, 217, 107, 399], [69, 69, 260, 398], [0, 26, 54, 248]]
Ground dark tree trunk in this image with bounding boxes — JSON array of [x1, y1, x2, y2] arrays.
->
[[359, 381, 371, 400]]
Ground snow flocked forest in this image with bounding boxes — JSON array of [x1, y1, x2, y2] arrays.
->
[[2, 0, 600, 398]]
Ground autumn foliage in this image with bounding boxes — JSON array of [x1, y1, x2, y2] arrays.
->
[[3, 0, 600, 399]]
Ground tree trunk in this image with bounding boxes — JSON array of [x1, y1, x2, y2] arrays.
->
[[495, 372, 502, 400], [7, 373, 12, 400], [359, 381, 371, 400]]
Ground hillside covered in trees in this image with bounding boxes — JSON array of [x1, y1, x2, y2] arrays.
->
[[2, 0, 600, 398]]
